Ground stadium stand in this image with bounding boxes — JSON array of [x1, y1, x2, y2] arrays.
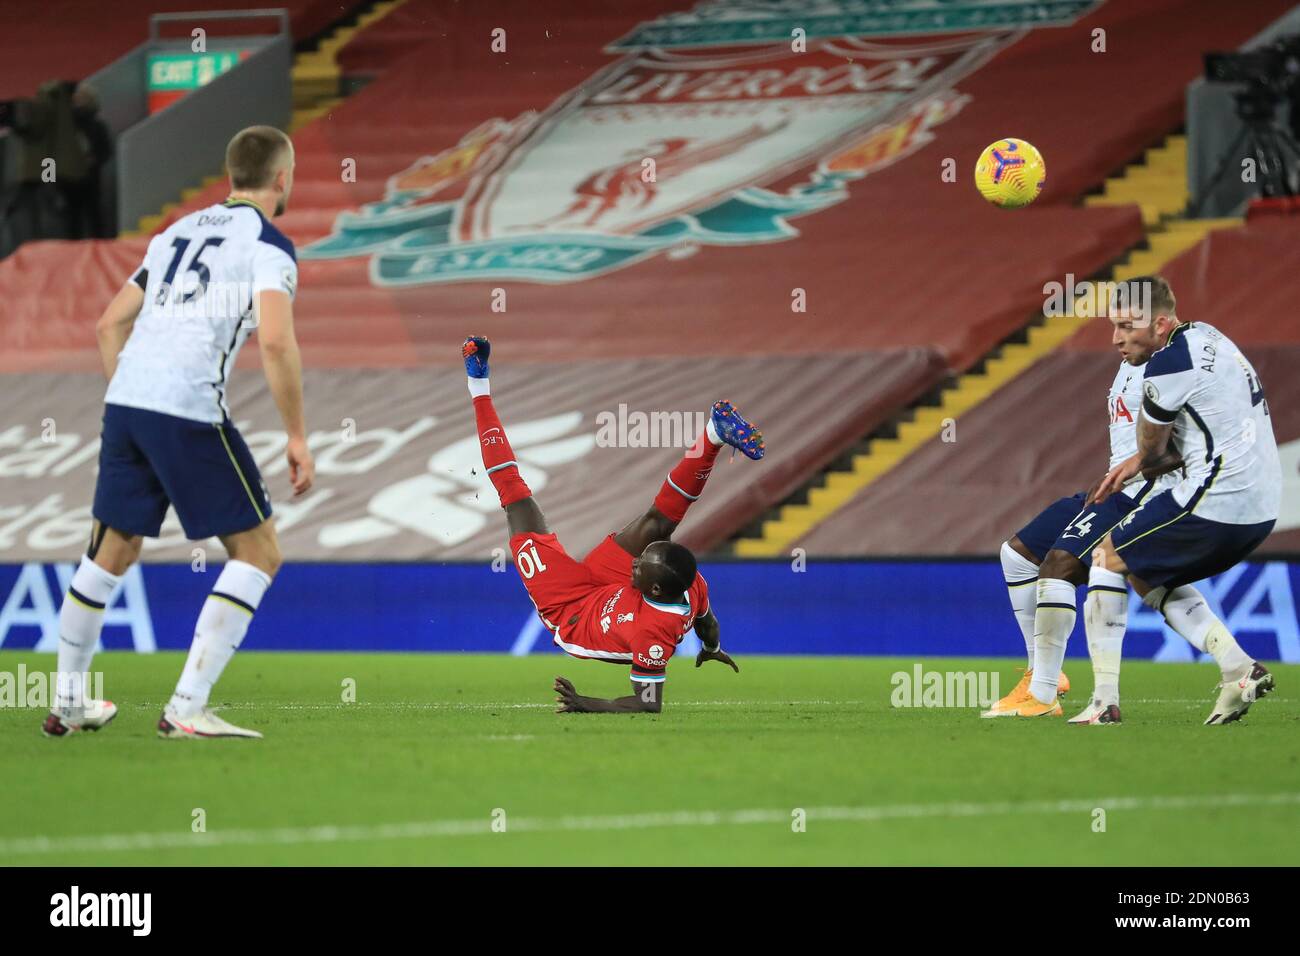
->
[[332, 0, 444, 78], [733, 130, 1248, 557], [1, 0, 1295, 566], [796, 213, 1300, 556], [0, 0, 355, 100]]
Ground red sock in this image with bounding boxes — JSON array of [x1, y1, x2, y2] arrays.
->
[[653, 431, 721, 523], [473, 396, 532, 507]]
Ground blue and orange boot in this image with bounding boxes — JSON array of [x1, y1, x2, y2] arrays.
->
[[463, 335, 491, 378], [711, 400, 765, 460]]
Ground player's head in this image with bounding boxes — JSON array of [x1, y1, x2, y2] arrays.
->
[[225, 126, 295, 217], [1108, 275, 1178, 365], [632, 540, 697, 599]]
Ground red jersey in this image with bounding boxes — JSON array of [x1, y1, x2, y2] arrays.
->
[[553, 576, 710, 682], [509, 531, 709, 683]]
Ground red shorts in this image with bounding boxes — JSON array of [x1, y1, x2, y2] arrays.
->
[[509, 532, 632, 629]]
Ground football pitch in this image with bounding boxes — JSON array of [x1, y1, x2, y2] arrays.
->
[[2, 651, 1297, 866]]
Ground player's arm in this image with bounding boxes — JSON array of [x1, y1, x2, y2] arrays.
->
[[255, 289, 314, 496], [1090, 344, 1192, 502], [1134, 355, 1191, 481], [553, 675, 662, 714], [94, 279, 144, 379], [1135, 415, 1180, 480], [693, 609, 739, 671]]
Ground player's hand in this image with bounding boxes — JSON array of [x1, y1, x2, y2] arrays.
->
[[286, 436, 314, 497], [554, 676, 584, 713], [1087, 455, 1138, 505], [695, 647, 739, 672]]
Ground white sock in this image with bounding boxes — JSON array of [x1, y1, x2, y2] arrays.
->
[[1084, 566, 1128, 705], [56, 557, 122, 713], [169, 560, 272, 718], [1203, 623, 1253, 682], [1149, 585, 1252, 679], [705, 417, 724, 447], [1000, 541, 1039, 670], [1029, 579, 1076, 704], [467, 376, 490, 398], [1148, 585, 1211, 652]]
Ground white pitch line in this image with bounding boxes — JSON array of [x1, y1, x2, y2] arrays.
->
[[184, 697, 1245, 708], [60, 699, 867, 711], [0, 698, 1274, 713], [2, 792, 1297, 857]]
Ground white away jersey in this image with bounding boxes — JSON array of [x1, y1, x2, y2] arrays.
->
[[105, 200, 297, 423], [1140, 322, 1280, 525], [1108, 360, 1175, 500], [1107, 361, 1142, 494]]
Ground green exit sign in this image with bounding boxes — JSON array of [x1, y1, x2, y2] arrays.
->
[[147, 50, 246, 112]]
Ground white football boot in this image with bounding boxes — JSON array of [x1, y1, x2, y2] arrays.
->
[[42, 698, 118, 737], [1204, 662, 1275, 726], [158, 706, 263, 739], [1067, 697, 1122, 725]]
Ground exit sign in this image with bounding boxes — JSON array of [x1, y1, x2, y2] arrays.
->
[[146, 50, 247, 113]]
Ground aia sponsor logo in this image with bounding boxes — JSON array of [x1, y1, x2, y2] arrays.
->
[[1109, 394, 1134, 424]]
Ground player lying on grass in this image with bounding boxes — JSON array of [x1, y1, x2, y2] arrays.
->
[[44, 126, 311, 740], [987, 275, 1211, 723], [461, 335, 761, 713], [1020, 276, 1279, 725]]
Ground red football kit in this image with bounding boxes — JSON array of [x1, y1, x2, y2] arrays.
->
[[510, 531, 709, 683]]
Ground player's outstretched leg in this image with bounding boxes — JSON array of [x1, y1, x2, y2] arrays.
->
[[1070, 573, 1273, 726], [1152, 585, 1275, 724], [42, 523, 134, 737], [463, 336, 547, 537], [616, 399, 765, 555], [1085, 529, 1275, 725]]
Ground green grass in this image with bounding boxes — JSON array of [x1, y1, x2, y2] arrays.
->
[[1, 651, 1297, 866]]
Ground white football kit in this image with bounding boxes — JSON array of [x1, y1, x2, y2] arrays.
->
[[1107, 360, 1159, 499], [106, 199, 298, 424], [1139, 322, 1280, 526], [93, 198, 296, 541], [1108, 322, 1279, 589]]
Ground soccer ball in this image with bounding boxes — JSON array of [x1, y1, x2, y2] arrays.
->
[[974, 138, 1045, 209]]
